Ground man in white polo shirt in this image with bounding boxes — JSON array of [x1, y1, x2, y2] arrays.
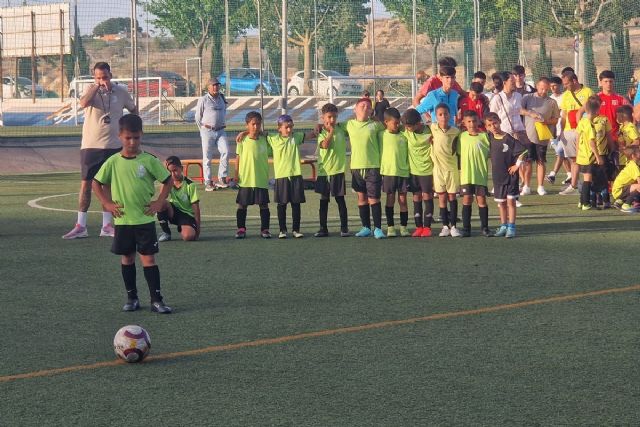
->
[[63, 62, 137, 239]]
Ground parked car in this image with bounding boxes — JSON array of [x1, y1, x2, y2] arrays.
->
[[217, 68, 282, 96], [288, 70, 363, 96], [2, 76, 45, 98], [69, 71, 187, 98]]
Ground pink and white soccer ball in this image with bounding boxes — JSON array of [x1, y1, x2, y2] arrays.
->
[[113, 325, 151, 363]]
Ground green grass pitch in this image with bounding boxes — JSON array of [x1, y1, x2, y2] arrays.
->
[[1, 172, 639, 425]]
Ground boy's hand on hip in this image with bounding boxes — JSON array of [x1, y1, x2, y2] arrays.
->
[[145, 200, 164, 216], [105, 201, 123, 217]]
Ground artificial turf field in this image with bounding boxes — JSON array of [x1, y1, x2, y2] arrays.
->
[[1, 171, 640, 426]]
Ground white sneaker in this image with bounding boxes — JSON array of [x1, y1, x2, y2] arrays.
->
[[205, 181, 215, 192], [214, 180, 229, 189], [559, 186, 578, 195], [516, 200, 523, 208], [62, 224, 88, 239], [99, 223, 115, 237], [158, 232, 171, 242], [449, 226, 462, 237], [520, 185, 531, 196], [439, 226, 450, 237], [537, 186, 547, 196]]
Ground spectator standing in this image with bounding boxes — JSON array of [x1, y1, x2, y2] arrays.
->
[[195, 78, 229, 192], [62, 62, 137, 240]]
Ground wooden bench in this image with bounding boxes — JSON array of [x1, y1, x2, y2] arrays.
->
[[181, 158, 318, 185]]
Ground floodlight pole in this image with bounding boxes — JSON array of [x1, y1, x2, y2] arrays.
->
[[131, 0, 139, 108], [31, 11, 36, 103], [412, 0, 417, 79], [257, 0, 264, 125], [280, 0, 287, 113], [370, 0, 376, 83], [224, 0, 231, 96], [60, 9, 65, 102]]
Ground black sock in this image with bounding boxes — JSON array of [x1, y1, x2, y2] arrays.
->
[[479, 206, 489, 229], [413, 201, 423, 227], [143, 265, 162, 303], [371, 202, 382, 229], [292, 203, 301, 232], [157, 210, 171, 234], [400, 211, 408, 226], [424, 199, 434, 227], [581, 182, 592, 206], [385, 206, 395, 226], [358, 204, 371, 228], [449, 199, 458, 227], [462, 204, 472, 231], [319, 199, 329, 231], [260, 207, 270, 231], [237, 208, 247, 229], [121, 263, 137, 300], [277, 204, 287, 232], [440, 207, 449, 226], [335, 196, 348, 231]]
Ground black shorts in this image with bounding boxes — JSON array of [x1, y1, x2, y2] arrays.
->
[[236, 187, 270, 206], [351, 168, 382, 199], [81, 148, 120, 180], [409, 174, 434, 194], [111, 222, 159, 256], [315, 173, 346, 198], [460, 184, 488, 197], [493, 177, 520, 202], [579, 164, 607, 190], [274, 175, 306, 204], [529, 144, 548, 163], [382, 176, 409, 194], [168, 204, 197, 232]]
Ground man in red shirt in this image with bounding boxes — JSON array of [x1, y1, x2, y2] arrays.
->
[[412, 56, 466, 106], [457, 82, 489, 129]]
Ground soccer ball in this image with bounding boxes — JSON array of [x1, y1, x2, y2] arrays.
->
[[113, 325, 151, 363]]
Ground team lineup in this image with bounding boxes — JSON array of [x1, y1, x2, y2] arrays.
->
[[61, 58, 640, 313]]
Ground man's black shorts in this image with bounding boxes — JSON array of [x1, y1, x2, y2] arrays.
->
[[315, 173, 346, 198], [460, 184, 488, 197], [408, 174, 434, 194], [112, 222, 159, 256], [81, 148, 120, 180], [529, 143, 548, 164], [351, 168, 382, 199], [236, 187, 270, 206], [274, 175, 306, 204], [382, 175, 409, 194], [168, 203, 197, 232]]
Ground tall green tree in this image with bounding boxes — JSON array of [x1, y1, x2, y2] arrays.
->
[[256, 0, 368, 95], [146, 0, 251, 77], [93, 17, 141, 37], [532, 36, 553, 81]]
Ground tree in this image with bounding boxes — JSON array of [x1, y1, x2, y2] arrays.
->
[[609, 28, 634, 95], [242, 38, 250, 68], [146, 0, 251, 77], [257, 0, 368, 95], [547, 0, 613, 84], [382, 0, 460, 75], [532, 36, 553, 81], [93, 17, 141, 37]]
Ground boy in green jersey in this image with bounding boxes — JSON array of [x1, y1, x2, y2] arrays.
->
[[157, 156, 200, 242], [341, 98, 386, 239], [92, 114, 173, 313], [401, 109, 434, 237], [268, 114, 309, 239], [430, 103, 462, 237], [380, 107, 410, 237], [314, 103, 350, 237], [235, 111, 272, 239], [459, 110, 491, 237]]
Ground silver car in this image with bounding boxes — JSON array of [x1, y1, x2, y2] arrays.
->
[[288, 70, 362, 97]]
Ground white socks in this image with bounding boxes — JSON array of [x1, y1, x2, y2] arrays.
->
[[102, 212, 113, 227], [77, 211, 88, 227]]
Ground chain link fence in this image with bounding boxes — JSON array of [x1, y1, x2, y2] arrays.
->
[[1, 0, 639, 130]]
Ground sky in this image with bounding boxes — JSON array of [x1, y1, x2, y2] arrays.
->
[[1, 0, 391, 36]]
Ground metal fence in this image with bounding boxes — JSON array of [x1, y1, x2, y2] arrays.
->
[[1, 0, 639, 129]]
